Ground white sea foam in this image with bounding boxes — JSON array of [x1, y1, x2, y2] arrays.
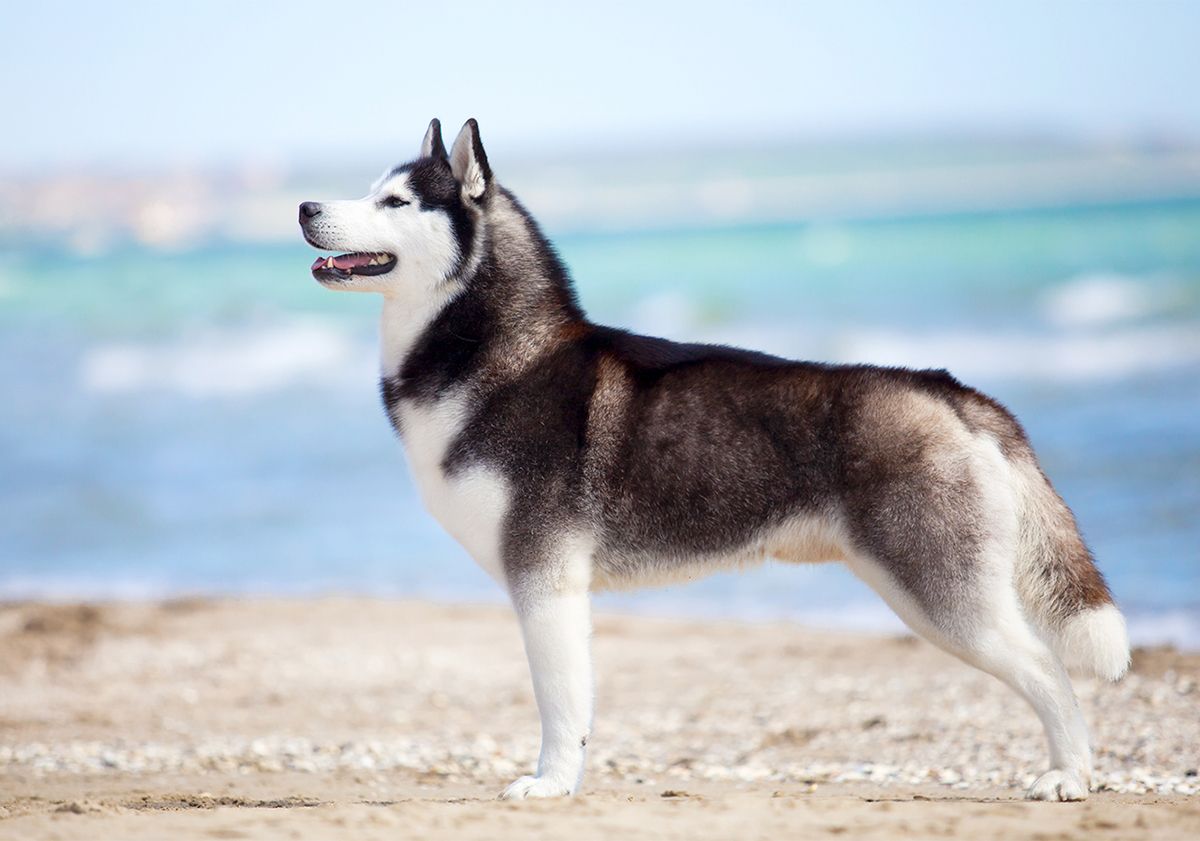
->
[[786, 603, 1200, 651], [0, 573, 175, 603], [1121, 609, 1200, 652], [0, 266, 16, 299], [1040, 273, 1160, 328], [80, 321, 374, 397], [628, 291, 699, 337], [832, 324, 1200, 383], [626, 296, 1200, 384]]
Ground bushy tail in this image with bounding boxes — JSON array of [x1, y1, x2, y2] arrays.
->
[[1010, 459, 1131, 681]]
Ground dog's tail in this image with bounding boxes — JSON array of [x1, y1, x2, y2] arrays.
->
[[1009, 458, 1130, 681]]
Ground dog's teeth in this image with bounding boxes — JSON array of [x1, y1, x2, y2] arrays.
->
[[368, 256, 378, 265], [325, 257, 333, 268]]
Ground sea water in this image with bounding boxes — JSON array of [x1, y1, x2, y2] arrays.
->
[[1, 197, 1197, 647]]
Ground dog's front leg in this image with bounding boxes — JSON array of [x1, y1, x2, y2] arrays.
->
[[500, 584, 593, 799]]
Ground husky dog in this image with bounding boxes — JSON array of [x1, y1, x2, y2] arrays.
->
[[299, 119, 1130, 802]]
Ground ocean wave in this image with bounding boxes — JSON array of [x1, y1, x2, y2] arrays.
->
[[783, 602, 1200, 652], [1121, 609, 1200, 652], [626, 293, 1200, 383], [79, 321, 374, 397], [832, 324, 1200, 383], [0, 572, 177, 603], [1039, 272, 1163, 329], [797, 603, 1200, 651]]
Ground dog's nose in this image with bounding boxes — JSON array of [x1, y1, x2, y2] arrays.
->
[[299, 201, 322, 221]]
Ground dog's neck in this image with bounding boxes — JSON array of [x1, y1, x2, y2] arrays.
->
[[378, 280, 461, 384], [379, 189, 584, 403]]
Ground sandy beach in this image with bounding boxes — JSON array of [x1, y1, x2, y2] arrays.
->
[[1, 597, 1197, 839]]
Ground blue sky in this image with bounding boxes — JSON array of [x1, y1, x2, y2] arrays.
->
[[4, 0, 1199, 171]]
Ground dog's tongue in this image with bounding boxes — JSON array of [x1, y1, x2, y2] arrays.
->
[[317, 254, 376, 271], [334, 253, 375, 270], [312, 253, 376, 272]]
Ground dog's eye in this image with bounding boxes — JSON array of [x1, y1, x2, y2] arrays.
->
[[383, 196, 411, 209]]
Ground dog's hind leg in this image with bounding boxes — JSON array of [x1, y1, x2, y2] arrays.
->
[[499, 536, 595, 800], [842, 423, 1095, 800], [848, 550, 1093, 800], [961, 605, 1093, 801]]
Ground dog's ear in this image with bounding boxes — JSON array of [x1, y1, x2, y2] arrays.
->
[[419, 118, 447, 161], [449, 118, 491, 201]]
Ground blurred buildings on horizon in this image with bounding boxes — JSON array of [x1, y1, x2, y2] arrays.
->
[[4, 136, 1200, 255]]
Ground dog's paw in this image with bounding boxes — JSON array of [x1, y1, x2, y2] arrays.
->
[[1026, 769, 1089, 802], [499, 775, 574, 800]]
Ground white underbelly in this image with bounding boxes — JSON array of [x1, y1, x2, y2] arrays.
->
[[592, 512, 847, 591]]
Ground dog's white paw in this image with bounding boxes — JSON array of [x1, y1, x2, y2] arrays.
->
[[1026, 769, 1090, 801], [499, 775, 574, 800]]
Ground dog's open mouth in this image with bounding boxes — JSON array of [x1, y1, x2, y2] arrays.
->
[[311, 252, 396, 281]]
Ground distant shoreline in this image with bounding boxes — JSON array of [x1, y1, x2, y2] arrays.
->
[[6, 144, 1200, 252], [2, 588, 1197, 653]]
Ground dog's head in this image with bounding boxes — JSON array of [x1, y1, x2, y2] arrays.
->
[[299, 118, 492, 294]]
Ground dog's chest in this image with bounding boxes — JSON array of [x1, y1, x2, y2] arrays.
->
[[392, 396, 510, 584]]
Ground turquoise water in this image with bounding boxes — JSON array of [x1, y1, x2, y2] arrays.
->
[[1, 199, 1198, 645]]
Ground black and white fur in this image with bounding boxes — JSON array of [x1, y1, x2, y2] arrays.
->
[[299, 119, 1130, 802]]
